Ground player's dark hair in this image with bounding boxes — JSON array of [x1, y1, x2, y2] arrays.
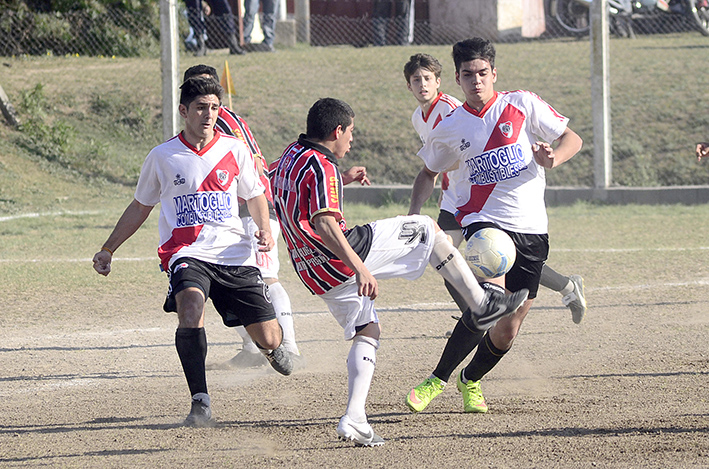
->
[[183, 64, 219, 82], [306, 98, 355, 141], [179, 76, 223, 107], [403, 53, 443, 82], [452, 37, 496, 72]]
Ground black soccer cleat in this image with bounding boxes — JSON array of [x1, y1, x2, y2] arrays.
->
[[473, 283, 529, 330], [265, 344, 294, 376]]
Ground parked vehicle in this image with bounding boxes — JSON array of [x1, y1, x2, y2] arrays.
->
[[547, 0, 709, 37]]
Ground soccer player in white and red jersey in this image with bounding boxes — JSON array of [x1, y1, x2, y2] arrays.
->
[[182, 65, 301, 370], [92, 77, 292, 428], [404, 53, 588, 327], [270, 97, 529, 447], [405, 38, 583, 415]]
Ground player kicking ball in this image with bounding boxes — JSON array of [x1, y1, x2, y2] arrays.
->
[[404, 52, 587, 325], [92, 77, 292, 427], [405, 38, 583, 415], [269, 97, 529, 447]]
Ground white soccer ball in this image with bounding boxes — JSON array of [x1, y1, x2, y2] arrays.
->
[[464, 228, 516, 279]]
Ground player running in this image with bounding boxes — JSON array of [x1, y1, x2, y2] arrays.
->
[[405, 38, 583, 415], [404, 52, 587, 324], [182, 65, 302, 370], [269, 97, 529, 447], [92, 77, 292, 427]]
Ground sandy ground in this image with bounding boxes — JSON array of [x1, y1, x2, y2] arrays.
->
[[1, 266, 707, 468]]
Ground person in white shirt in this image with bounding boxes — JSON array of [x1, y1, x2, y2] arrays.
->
[[405, 39, 583, 415], [92, 77, 291, 428], [404, 52, 588, 325]]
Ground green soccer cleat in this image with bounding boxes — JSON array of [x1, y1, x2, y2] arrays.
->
[[456, 372, 488, 413], [406, 376, 445, 413]]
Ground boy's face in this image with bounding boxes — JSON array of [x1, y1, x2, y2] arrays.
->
[[333, 121, 355, 159], [407, 68, 441, 106], [180, 94, 220, 141], [456, 59, 497, 109]]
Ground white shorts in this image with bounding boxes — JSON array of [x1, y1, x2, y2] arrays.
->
[[243, 217, 281, 279], [319, 215, 435, 340]]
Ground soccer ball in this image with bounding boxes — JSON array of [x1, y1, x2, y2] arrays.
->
[[464, 228, 516, 279]]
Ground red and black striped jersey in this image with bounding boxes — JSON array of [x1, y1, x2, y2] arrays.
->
[[269, 135, 361, 295], [216, 106, 274, 205]]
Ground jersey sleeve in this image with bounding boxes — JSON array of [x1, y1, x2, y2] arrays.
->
[[233, 141, 266, 201], [417, 127, 459, 174], [524, 92, 569, 143], [134, 150, 160, 206], [308, 157, 343, 223]]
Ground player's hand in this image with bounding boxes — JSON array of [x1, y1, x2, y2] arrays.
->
[[341, 166, 371, 186], [696, 142, 709, 161], [356, 268, 378, 300], [532, 141, 554, 168], [92, 249, 112, 276], [253, 230, 274, 251]]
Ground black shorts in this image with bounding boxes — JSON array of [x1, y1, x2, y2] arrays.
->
[[437, 209, 462, 232], [462, 222, 549, 299], [163, 257, 276, 327]]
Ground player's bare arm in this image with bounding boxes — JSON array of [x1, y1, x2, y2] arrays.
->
[[696, 142, 709, 161], [409, 165, 439, 215], [533, 128, 583, 169], [312, 212, 378, 299], [341, 166, 371, 186], [92, 199, 154, 276], [245, 194, 274, 252]]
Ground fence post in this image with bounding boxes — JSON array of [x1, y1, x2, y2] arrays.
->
[[160, 0, 180, 141], [295, 0, 310, 44], [590, 0, 612, 190]]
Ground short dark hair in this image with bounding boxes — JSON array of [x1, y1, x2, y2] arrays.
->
[[403, 53, 443, 82], [183, 64, 219, 82], [452, 38, 496, 72], [179, 76, 223, 107], [306, 98, 355, 141]]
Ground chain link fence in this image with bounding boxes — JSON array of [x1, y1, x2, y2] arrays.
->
[[1, 1, 707, 57]]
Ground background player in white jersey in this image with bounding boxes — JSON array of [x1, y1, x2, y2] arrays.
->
[[270, 97, 529, 447], [92, 77, 292, 427], [404, 52, 587, 325], [696, 142, 709, 160], [405, 38, 583, 415], [182, 65, 302, 370]]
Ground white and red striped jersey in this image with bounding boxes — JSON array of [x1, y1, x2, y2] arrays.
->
[[418, 90, 569, 234], [134, 131, 265, 271], [269, 136, 360, 295], [411, 92, 463, 216]]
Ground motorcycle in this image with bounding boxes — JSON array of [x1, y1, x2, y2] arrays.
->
[[547, 0, 709, 37]]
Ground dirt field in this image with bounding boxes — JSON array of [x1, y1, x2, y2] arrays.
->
[[1, 250, 707, 468]]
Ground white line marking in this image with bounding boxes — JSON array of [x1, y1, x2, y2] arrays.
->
[[0, 210, 104, 222]]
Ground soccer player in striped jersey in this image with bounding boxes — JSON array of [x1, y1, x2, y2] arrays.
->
[[405, 53, 587, 325], [269, 97, 529, 447], [405, 38, 583, 415], [92, 77, 291, 427], [183, 65, 302, 370]]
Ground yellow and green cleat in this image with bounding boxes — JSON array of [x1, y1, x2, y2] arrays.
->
[[406, 376, 445, 413], [457, 372, 488, 413]]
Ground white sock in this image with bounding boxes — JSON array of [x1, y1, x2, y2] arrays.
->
[[560, 280, 574, 296], [345, 335, 379, 423], [269, 281, 299, 354], [235, 325, 259, 353], [429, 230, 486, 309]]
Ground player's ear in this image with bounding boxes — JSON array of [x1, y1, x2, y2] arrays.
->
[[178, 103, 188, 118], [332, 125, 343, 141]]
